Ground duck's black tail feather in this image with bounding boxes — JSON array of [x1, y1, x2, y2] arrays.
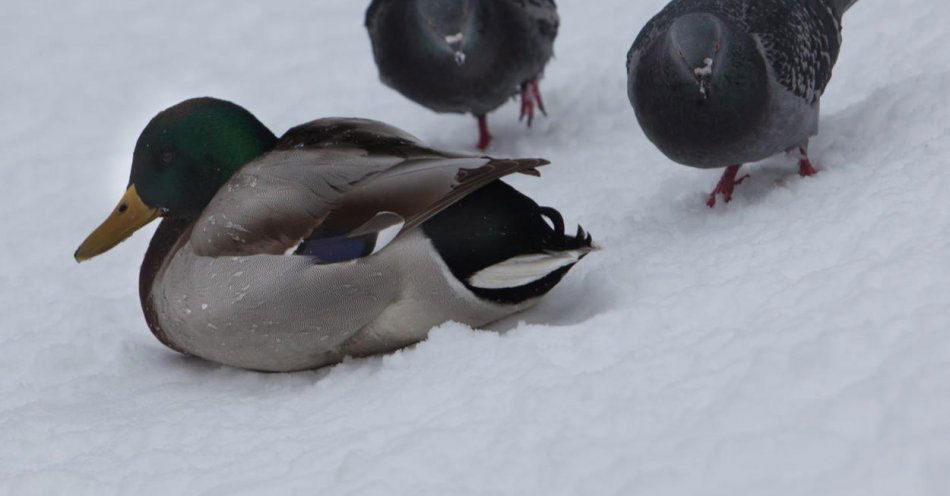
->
[[422, 180, 594, 305], [537, 206, 594, 251]]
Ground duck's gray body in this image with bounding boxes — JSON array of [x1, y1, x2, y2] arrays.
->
[[150, 228, 521, 371], [142, 119, 591, 371], [366, 0, 559, 116], [627, 0, 858, 168]]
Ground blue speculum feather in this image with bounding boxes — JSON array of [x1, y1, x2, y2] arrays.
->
[[295, 234, 376, 264]]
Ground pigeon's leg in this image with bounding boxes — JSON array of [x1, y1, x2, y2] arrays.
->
[[706, 164, 750, 208], [798, 146, 818, 177], [519, 80, 547, 127], [476, 114, 493, 150], [531, 81, 547, 116]]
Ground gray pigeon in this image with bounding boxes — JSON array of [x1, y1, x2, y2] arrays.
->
[[366, 0, 559, 150], [627, 0, 860, 206]]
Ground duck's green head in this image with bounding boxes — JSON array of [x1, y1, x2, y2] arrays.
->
[[75, 97, 278, 262]]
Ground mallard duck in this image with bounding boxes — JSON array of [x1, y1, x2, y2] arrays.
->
[[75, 98, 594, 372], [365, 0, 559, 149]]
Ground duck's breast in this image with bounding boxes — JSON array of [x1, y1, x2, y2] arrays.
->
[[150, 236, 395, 371]]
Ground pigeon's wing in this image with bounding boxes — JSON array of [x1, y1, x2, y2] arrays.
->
[[364, 0, 388, 29], [743, 1, 843, 102], [188, 118, 548, 258], [831, 0, 860, 15]]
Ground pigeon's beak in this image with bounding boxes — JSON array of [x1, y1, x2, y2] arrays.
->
[[420, 1, 473, 66], [667, 13, 725, 101], [693, 56, 715, 100], [444, 31, 466, 65]]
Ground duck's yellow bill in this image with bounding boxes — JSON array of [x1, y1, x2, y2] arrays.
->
[[74, 185, 160, 263]]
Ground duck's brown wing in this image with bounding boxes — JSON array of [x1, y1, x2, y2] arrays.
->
[[189, 118, 547, 258]]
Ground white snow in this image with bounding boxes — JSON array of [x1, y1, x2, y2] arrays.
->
[[2, 0, 950, 494]]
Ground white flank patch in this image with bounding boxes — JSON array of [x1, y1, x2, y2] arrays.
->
[[284, 239, 304, 255], [467, 249, 589, 290], [369, 219, 405, 256], [444, 32, 464, 44], [349, 210, 406, 256]]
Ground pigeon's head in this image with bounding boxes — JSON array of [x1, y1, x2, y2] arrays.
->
[[629, 13, 769, 166]]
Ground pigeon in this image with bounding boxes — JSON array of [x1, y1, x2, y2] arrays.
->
[[627, 0, 860, 206], [366, 0, 559, 149]]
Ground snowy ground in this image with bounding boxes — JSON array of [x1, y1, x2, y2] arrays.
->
[[3, 0, 950, 494]]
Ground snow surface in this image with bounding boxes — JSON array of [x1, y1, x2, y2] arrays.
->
[[3, 0, 950, 494]]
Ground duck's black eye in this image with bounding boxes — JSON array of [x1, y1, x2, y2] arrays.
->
[[161, 151, 175, 164]]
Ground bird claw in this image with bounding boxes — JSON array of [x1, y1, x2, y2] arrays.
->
[[798, 158, 818, 177], [798, 147, 819, 177], [706, 165, 747, 208], [520, 80, 546, 128], [520, 97, 535, 127]]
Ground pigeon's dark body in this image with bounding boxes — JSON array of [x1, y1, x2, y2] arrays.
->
[[366, 0, 559, 148], [627, 0, 859, 205]]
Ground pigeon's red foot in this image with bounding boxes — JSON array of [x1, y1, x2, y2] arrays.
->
[[706, 164, 749, 208], [798, 147, 818, 177], [477, 115, 493, 150], [519, 79, 547, 127]]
